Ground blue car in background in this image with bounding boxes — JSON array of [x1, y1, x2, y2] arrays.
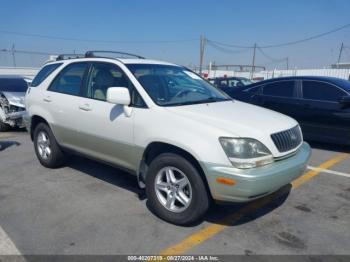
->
[[223, 76, 350, 146]]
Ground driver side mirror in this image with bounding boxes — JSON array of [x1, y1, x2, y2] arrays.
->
[[106, 87, 131, 105], [106, 87, 133, 117], [339, 95, 350, 109]]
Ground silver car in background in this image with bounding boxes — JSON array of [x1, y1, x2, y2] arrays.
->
[[0, 76, 28, 131]]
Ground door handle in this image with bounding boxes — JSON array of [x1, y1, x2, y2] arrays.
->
[[79, 104, 92, 111], [43, 96, 52, 102]]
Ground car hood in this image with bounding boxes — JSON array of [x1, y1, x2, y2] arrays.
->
[[165, 100, 299, 156], [1, 92, 26, 108]]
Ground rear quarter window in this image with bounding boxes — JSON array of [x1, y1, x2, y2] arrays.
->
[[31, 63, 62, 87], [302, 81, 347, 101]]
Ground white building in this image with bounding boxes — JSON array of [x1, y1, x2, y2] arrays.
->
[[0, 67, 39, 80]]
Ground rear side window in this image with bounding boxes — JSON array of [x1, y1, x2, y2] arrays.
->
[[302, 81, 346, 102], [263, 81, 295, 97], [48, 63, 88, 96], [0, 78, 28, 92], [31, 63, 62, 87]]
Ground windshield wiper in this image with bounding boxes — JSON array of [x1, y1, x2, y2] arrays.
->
[[165, 97, 231, 107]]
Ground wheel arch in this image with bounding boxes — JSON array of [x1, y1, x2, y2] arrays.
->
[[30, 115, 50, 140], [138, 141, 212, 199]]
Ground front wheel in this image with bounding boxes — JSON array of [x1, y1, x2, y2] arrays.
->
[[146, 153, 210, 225]]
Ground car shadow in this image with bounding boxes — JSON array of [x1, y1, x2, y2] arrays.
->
[[66, 155, 147, 201], [66, 154, 291, 227], [307, 140, 350, 153], [0, 141, 21, 151], [204, 185, 291, 227]]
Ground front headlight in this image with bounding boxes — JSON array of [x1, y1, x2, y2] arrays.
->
[[219, 137, 274, 169]]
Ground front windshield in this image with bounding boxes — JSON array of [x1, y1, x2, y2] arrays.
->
[[126, 64, 231, 106]]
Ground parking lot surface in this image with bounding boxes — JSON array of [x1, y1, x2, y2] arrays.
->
[[0, 131, 349, 255]]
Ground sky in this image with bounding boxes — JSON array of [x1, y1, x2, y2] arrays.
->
[[0, 0, 349, 69]]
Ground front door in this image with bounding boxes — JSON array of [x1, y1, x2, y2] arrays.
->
[[74, 62, 138, 171]]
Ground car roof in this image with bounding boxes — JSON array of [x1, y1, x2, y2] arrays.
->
[[45, 57, 179, 67], [119, 58, 178, 66], [243, 76, 350, 93], [252, 75, 347, 84]]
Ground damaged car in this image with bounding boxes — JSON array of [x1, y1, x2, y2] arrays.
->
[[0, 76, 28, 131]]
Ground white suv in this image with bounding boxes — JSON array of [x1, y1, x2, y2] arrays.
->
[[24, 51, 311, 225]]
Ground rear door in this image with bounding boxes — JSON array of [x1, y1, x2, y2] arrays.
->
[[44, 62, 90, 148], [253, 80, 299, 120], [299, 80, 350, 143]]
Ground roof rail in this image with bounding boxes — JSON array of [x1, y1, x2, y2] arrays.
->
[[56, 54, 85, 61], [85, 51, 145, 59]]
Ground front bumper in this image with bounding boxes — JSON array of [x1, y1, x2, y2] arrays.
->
[[0, 110, 26, 128], [201, 142, 311, 202]]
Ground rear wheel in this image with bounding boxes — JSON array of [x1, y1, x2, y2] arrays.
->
[[33, 123, 65, 168], [146, 153, 209, 225]]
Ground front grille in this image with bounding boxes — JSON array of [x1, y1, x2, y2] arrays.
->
[[271, 125, 302, 153]]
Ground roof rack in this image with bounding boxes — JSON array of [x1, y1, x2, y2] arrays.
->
[[85, 51, 145, 59], [56, 54, 85, 61]]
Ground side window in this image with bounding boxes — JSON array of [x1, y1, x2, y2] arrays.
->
[[85, 63, 146, 107], [31, 63, 62, 87], [48, 63, 87, 96], [263, 81, 295, 97], [302, 81, 346, 102], [219, 80, 228, 87], [227, 79, 239, 87]]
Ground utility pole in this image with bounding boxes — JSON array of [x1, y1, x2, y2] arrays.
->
[[337, 42, 344, 68], [199, 35, 206, 76], [250, 43, 257, 79], [11, 44, 16, 67], [286, 57, 289, 70]]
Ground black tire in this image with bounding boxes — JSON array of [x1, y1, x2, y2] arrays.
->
[[0, 120, 10, 132], [146, 153, 210, 225], [33, 123, 65, 168]]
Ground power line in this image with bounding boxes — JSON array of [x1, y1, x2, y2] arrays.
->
[[260, 23, 350, 48], [0, 29, 198, 44], [207, 22, 350, 49], [0, 48, 57, 56], [207, 39, 253, 49], [257, 47, 289, 69], [206, 40, 251, 54], [257, 47, 287, 63]]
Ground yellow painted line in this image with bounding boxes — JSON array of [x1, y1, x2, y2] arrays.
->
[[159, 153, 349, 256]]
